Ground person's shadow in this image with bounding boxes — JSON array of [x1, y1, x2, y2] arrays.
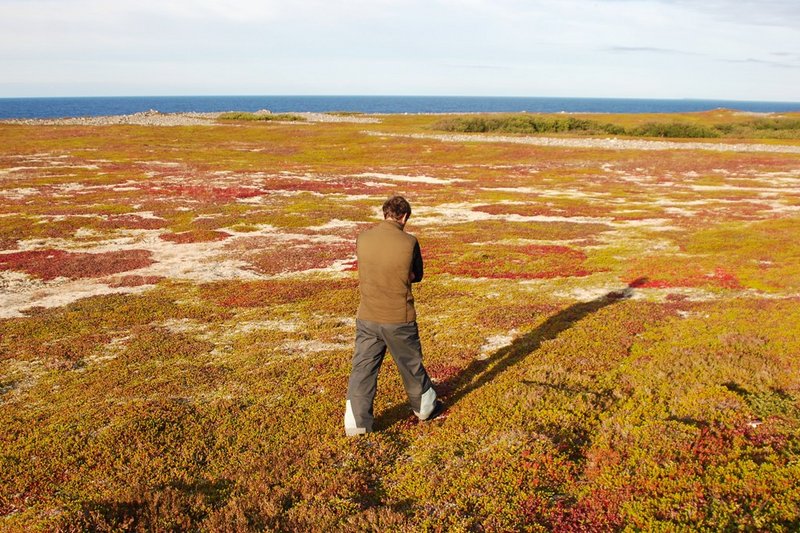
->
[[375, 278, 649, 430]]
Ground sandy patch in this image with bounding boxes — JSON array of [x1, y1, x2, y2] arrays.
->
[[410, 202, 614, 227], [282, 339, 350, 354], [689, 184, 798, 194], [361, 131, 800, 154], [478, 330, 518, 359], [0, 270, 46, 293], [0, 187, 41, 200], [0, 277, 150, 318], [295, 112, 380, 124], [662, 207, 697, 217], [232, 319, 300, 334], [479, 186, 613, 200], [611, 218, 678, 231], [353, 172, 462, 185], [306, 219, 361, 232], [0, 359, 46, 399]]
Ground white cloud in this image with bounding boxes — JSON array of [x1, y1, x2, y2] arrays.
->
[[0, 0, 797, 99]]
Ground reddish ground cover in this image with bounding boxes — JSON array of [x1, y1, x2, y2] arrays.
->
[[106, 275, 165, 287], [159, 230, 231, 244], [233, 239, 355, 275], [0, 249, 153, 280], [427, 241, 595, 280], [2, 113, 800, 531]]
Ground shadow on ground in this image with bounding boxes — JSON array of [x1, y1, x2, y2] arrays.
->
[[375, 278, 648, 431]]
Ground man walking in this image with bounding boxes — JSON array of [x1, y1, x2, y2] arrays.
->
[[344, 196, 442, 436]]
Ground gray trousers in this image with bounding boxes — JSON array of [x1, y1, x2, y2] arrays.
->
[[344, 319, 437, 435]]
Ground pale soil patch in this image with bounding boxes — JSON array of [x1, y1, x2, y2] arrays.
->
[[0, 187, 41, 199], [2, 111, 221, 127], [553, 284, 719, 303], [0, 277, 150, 318], [478, 330, 518, 359], [362, 131, 800, 154], [479, 187, 614, 201], [611, 219, 679, 231], [282, 339, 351, 354], [295, 112, 380, 124], [410, 202, 615, 226], [2, 223, 363, 316], [0, 359, 46, 401], [353, 172, 463, 185], [160, 318, 210, 335], [306, 219, 361, 232], [553, 285, 629, 302], [236, 195, 268, 204], [689, 184, 800, 194], [1, 111, 380, 126], [84, 335, 132, 364], [662, 207, 697, 217], [0, 270, 45, 294], [471, 238, 591, 247], [232, 319, 300, 334]]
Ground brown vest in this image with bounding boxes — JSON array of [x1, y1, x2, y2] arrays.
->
[[356, 220, 420, 324]]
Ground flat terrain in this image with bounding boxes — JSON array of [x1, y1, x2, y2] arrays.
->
[[2, 111, 800, 531]]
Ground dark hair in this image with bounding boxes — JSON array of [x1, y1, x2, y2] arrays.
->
[[382, 195, 411, 221]]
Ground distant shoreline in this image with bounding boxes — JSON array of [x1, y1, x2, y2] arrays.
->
[[0, 108, 793, 128], [3, 110, 799, 154], [2, 95, 799, 120]]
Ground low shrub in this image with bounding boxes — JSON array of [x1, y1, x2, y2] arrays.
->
[[629, 122, 721, 138], [217, 112, 306, 122], [433, 116, 625, 136], [433, 115, 800, 139]]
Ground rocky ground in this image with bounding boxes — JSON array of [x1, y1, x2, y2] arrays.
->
[[1, 109, 380, 126], [363, 130, 800, 154]]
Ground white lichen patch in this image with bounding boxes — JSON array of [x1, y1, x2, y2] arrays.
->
[[0, 187, 40, 200], [281, 339, 350, 354], [1, 278, 151, 319], [353, 172, 463, 185], [411, 202, 614, 227], [0, 270, 46, 293], [478, 330, 518, 360], [306, 219, 361, 232], [233, 319, 300, 334]]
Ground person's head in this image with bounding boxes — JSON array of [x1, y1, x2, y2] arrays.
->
[[382, 195, 411, 226]]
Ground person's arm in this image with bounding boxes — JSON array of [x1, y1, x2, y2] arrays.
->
[[410, 241, 423, 283]]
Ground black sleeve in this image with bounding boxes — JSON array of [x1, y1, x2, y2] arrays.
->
[[412, 241, 423, 283]]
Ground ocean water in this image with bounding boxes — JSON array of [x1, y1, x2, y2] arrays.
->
[[1, 95, 799, 119]]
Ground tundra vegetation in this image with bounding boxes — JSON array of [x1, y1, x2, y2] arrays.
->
[[1, 109, 800, 531], [434, 112, 800, 139]]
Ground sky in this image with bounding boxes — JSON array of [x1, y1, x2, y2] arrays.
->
[[1, 0, 798, 101]]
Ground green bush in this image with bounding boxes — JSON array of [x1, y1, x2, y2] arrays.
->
[[628, 122, 721, 138], [217, 112, 306, 122], [434, 115, 800, 139], [433, 116, 625, 136]]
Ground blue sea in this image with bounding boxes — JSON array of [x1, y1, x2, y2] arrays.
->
[[1, 95, 799, 120]]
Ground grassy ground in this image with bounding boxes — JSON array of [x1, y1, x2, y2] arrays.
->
[[1, 112, 800, 531]]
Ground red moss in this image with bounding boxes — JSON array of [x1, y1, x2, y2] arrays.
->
[[627, 267, 742, 290], [107, 275, 165, 287], [238, 240, 355, 275], [427, 242, 594, 280], [0, 249, 154, 280], [160, 230, 230, 244]]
